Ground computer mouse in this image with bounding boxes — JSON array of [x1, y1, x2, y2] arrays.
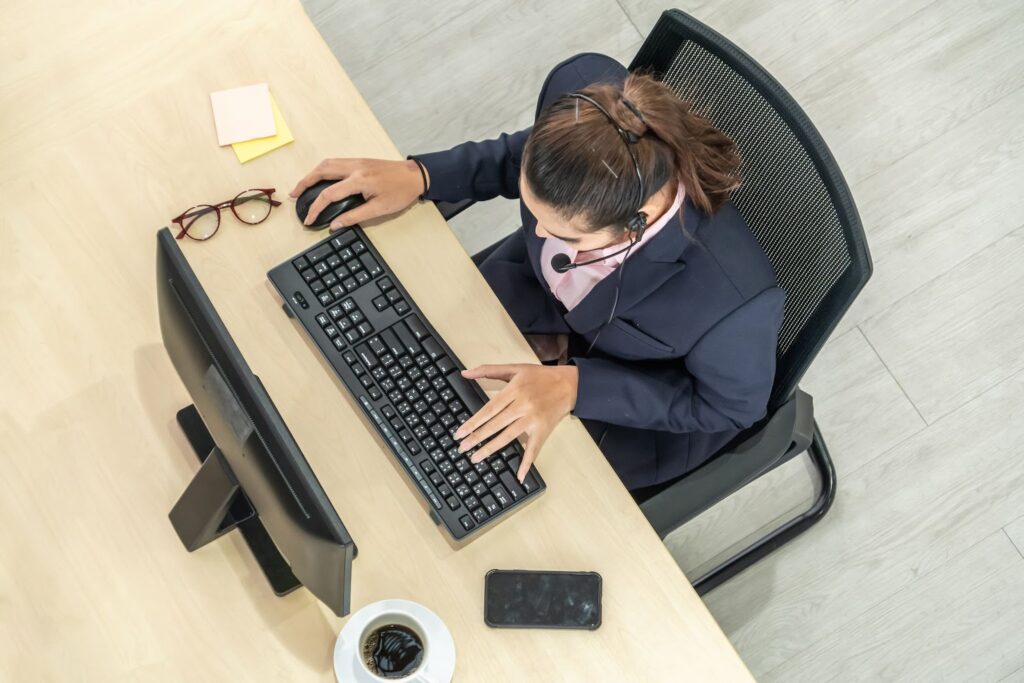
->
[[296, 179, 366, 230]]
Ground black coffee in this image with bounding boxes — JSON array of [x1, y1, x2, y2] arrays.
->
[[361, 623, 424, 679]]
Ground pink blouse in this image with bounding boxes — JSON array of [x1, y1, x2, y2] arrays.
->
[[540, 182, 686, 310]]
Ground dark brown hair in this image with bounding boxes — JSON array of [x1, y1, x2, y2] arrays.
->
[[523, 72, 741, 235]]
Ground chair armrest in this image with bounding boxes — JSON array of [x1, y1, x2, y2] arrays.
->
[[433, 199, 477, 221], [640, 388, 814, 538]]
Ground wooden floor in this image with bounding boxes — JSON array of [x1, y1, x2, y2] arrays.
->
[[301, 1, 1024, 679]]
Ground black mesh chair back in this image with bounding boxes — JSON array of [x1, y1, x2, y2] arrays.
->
[[630, 10, 872, 408]]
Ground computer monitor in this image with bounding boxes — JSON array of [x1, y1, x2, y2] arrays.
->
[[156, 227, 356, 616]]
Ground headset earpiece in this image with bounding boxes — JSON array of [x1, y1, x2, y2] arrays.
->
[[627, 211, 647, 242]]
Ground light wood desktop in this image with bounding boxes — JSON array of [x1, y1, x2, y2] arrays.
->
[[0, 0, 751, 680]]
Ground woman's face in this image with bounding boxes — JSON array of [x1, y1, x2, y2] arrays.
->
[[519, 174, 624, 253]]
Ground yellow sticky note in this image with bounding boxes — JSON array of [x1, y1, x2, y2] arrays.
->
[[232, 95, 294, 163]]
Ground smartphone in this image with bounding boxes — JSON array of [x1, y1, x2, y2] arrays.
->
[[484, 569, 602, 630]]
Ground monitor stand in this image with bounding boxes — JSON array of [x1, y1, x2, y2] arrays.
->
[[169, 404, 302, 597]]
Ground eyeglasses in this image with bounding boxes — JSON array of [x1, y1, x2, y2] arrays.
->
[[172, 188, 282, 241]]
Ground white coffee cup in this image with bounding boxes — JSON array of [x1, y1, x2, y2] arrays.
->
[[334, 600, 455, 683]]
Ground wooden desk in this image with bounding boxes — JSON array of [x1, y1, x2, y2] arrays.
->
[[0, 0, 751, 679]]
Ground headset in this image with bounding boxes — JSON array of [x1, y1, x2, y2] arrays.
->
[[553, 92, 649, 355]]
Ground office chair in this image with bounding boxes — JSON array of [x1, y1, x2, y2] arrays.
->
[[436, 9, 872, 595]]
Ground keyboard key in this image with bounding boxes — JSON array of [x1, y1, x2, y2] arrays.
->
[[334, 264, 350, 279], [339, 247, 355, 261], [352, 241, 367, 254], [482, 472, 498, 487], [368, 386, 382, 400], [343, 351, 358, 366], [326, 253, 342, 269], [522, 473, 540, 494], [499, 471, 525, 501], [328, 305, 344, 320], [397, 401, 412, 416], [368, 337, 386, 357], [357, 322, 373, 336], [438, 460, 453, 475], [459, 515, 474, 531], [422, 338, 444, 360], [399, 429, 413, 443], [455, 457, 472, 474], [343, 277, 358, 292], [360, 375, 373, 389], [315, 312, 330, 327], [464, 495, 480, 510], [322, 272, 338, 288], [394, 301, 410, 315], [372, 295, 388, 311], [445, 495, 460, 511], [307, 243, 333, 264], [436, 356, 456, 375], [429, 472, 444, 486], [338, 317, 353, 331], [455, 483, 471, 499], [300, 268, 316, 283], [378, 277, 394, 292], [481, 494, 499, 516], [356, 271, 371, 286], [345, 329, 361, 344], [446, 471, 462, 488], [490, 458, 507, 473], [314, 261, 329, 275], [472, 482, 488, 498], [438, 484, 453, 498], [360, 253, 382, 277], [324, 324, 338, 338], [349, 258, 364, 273], [381, 328, 404, 357], [445, 369, 485, 414], [332, 337, 346, 351], [408, 441, 421, 454], [355, 343, 378, 368], [350, 310, 365, 325], [341, 298, 357, 313], [386, 289, 402, 304], [472, 507, 488, 523], [330, 232, 357, 249], [406, 315, 429, 340], [293, 256, 310, 270], [492, 484, 512, 508], [330, 284, 346, 300], [310, 280, 326, 295], [317, 292, 333, 306]]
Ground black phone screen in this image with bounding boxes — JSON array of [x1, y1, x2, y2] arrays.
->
[[484, 569, 602, 630]]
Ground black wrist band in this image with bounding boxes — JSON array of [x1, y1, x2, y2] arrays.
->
[[407, 155, 429, 201]]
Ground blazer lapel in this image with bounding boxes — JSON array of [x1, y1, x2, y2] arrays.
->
[[561, 198, 703, 334]]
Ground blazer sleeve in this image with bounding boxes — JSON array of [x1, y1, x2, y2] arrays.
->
[[570, 287, 784, 434], [410, 127, 532, 203]]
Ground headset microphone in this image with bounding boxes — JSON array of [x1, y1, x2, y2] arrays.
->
[[549, 235, 644, 274]]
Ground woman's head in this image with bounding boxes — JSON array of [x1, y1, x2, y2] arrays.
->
[[521, 71, 741, 249]]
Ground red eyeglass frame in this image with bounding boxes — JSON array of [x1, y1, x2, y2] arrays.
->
[[172, 188, 282, 241]]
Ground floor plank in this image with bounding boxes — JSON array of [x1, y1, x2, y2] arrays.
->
[[860, 226, 1024, 423], [703, 369, 1024, 676], [763, 531, 1024, 682], [1006, 516, 1024, 560]]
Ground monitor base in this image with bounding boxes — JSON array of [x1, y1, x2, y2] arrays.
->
[[171, 404, 302, 597]]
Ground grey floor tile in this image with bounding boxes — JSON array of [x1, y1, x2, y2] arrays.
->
[[763, 531, 1024, 683], [860, 227, 1024, 423], [703, 369, 1024, 676]]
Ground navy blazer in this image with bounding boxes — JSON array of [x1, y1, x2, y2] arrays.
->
[[413, 53, 785, 489]]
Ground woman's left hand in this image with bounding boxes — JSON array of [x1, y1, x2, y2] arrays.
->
[[454, 364, 578, 483]]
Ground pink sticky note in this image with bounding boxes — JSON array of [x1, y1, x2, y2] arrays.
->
[[210, 83, 276, 146]]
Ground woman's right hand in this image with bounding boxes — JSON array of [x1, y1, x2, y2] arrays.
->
[[290, 158, 428, 232]]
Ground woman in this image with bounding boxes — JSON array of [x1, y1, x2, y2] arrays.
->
[[291, 53, 784, 492]]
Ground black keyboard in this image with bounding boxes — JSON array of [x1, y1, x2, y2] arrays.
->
[[268, 227, 545, 540]]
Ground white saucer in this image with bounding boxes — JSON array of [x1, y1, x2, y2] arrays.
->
[[334, 599, 456, 683]]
